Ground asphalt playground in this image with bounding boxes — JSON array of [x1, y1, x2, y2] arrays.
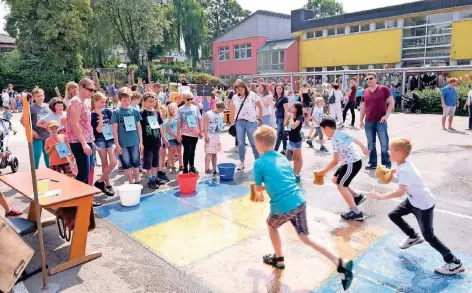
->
[[3, 111, 472, 293]]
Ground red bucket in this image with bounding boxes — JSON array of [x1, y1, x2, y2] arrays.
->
[[177, 173, 199, 194]]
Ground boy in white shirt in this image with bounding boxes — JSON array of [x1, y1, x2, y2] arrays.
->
[[306, 97, 328, 152], [316, 117, 369, 221], [370, 138, 464, 275]]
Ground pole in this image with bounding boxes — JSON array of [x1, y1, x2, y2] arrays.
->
[[402, 70, 407, 110], [21, 94, 59, 293], [290, 74, 293, 91]]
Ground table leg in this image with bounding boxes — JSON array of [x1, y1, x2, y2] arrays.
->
[[48, 196, 102, 275], [27, 200, 41, 221]]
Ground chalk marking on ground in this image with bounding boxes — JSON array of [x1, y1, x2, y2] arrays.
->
[[390, 122, 431, 133], [12, 282, 29, 293], [414, 150, 471, 160]]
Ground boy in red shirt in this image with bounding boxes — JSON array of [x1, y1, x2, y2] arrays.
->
[[44, 120, 75, 176]]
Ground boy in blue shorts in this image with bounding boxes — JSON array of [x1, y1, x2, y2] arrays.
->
[[252, 125, 354, 290]]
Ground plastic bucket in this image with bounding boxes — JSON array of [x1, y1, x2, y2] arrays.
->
[[217, 163, 236, 181], [117, 184, 143, 207], [177, 173, 199, 194]]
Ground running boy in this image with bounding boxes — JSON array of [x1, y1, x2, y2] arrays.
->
[[369, 138, 464, 275], [316, 117, 369, 221], [306, 97, 328, 152], [112, 87, 143, 184], [203, 101, 225, 175], [44, 120, 75, 177], [252, 125, 354, 290], [140, 92, 169, 189]]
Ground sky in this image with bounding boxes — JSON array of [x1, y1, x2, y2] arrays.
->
[[0, 0, 420, 35]]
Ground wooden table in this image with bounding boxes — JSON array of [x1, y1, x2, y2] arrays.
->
[[0, 168, 102, 275]]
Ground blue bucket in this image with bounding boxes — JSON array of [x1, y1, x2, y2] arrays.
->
[[217, 163, 236, 181]]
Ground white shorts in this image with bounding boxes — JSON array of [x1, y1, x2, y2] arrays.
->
[[443, 106, 456, 117]]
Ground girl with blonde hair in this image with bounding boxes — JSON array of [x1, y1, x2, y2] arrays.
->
[[164, 102, 183, 173], [64, 81, 79, 107]]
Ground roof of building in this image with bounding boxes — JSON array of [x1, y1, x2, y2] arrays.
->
[[291, 0, 472, 32], [257, 38, 296, 52], [214, 10, 290, 42], [0, 33, 15, 44]]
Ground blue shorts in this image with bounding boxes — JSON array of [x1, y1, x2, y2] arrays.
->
[[120, 145, 140, 169], [95, 139, 114, 150], [168, 139, 182, 147], [289, 141, 302, 150]]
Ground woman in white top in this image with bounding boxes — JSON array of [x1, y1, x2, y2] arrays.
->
[[230, 79, 263, 170], [63, 81, 78, 107], [464, 89, 472, 130], [330, 83, 344, 126], [258, 83, 273, 126]]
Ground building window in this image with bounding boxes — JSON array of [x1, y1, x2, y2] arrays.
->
[[457, 59, 471, 65], [257, 50, 284, 73], [404, 16, 426, 27], [315, 31, 323, 38], [305, 67, 314, 72], [336, 27, 345, 35], [327, 28, 336, 36], [234, 44, 251, 60], [219, 46, 229, 61], [315, 67, 323, 72], [350, 25, 360, 33], [360, 24, 370, 32], [306, 31, 314, 39], [375, 21, 386, 30], [386, 20, 398, 29], [326, 66, 335, 71], [461, 9, 472, 20], [427, 12, 453, 24], [373, 64, 384, 69], [359, 65, 369, 70], [306, 31, 323, 39]]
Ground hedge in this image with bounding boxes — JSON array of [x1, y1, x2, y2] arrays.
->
[[412, 83, 472, 116]]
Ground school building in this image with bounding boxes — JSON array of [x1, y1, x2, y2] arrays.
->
[[291, 0, 472, 83]]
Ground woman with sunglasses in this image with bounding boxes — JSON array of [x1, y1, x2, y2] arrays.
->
[[230, 79, 263, 170]]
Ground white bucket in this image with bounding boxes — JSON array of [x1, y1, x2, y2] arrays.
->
[[116, 184, 143, 207]]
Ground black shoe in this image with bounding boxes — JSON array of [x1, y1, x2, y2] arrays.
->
[[183, 168, 189, 174], [365, 165, 376, 170], [104, 185, 115, 197], [92, 201, 102, 207], [190, 167, 199, 174], [147, 180, 159, 189], [94, 180, 107, 193], [158, 171, 169, 182], [155, 177, 166, 185], [354, 195, 366, 206], [341, 211, 364, 221]]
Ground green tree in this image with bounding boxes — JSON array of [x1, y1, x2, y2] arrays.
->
[[95, 0, 169, 65], [305, 0, 344, 18], [181, 0, 207, 68], [5, 0, 91, 71]]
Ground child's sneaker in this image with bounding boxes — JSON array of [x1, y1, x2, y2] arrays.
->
[[158, 171, 169, 182], [205, 169, 212, 175], [147, 180, 159, 189], [262, 254, 285, 270], [117, 165, 124, 172], [435, 261, 465, 275], [295, 175, 301, 183], [190, 167, 199, 174], [320, 145, 328, 152], [354, 194, 367, 206], [341, 211, 364, 221], [399, 235, 424, 249], [306, 140, 313, 148], [337, 258, 354, 290], [213, 170, 219, 176], [183, 167, 189, 174]]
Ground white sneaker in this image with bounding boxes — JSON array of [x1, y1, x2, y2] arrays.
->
[[435, 262, 465, 275], [399, 235, 424, 249], [237, 163, 244, 171]]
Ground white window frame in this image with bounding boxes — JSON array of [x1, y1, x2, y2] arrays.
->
[[257, 50, 284, 73], [219, 46, 229, 62], [234, 44, 251, 60], [460, 8, 472, 20]]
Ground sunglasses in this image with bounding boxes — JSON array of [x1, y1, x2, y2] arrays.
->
[[366, 77, 375, 81], [186, 98, 193, 101], [83, 86, 96, 93]]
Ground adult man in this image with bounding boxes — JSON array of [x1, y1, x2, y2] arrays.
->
[[152, 83, 166, 105], [441, 78, 459, 131], [109, 82, 118, 108], [360, 72, 394, 170], [343, 79, 357, 127]]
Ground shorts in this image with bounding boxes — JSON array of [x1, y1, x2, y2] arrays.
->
[[168, 139, 181, 147], [267, 203, 308, 235], [51, 163, 74, 177], [120, 145, 140, 169], [91, 150, 97, 167], [95, 139, 114, 150], [288, 140, 302, 150], [334, 160, 362, 187], [204, 136, 220, 154], [315, 127, 323, 140], [442, 106, 456, 117], [143, 148, 160, 170]]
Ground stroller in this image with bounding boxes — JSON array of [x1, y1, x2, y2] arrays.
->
[[0, 119, 19, 173], [402, 92, 422, 114]]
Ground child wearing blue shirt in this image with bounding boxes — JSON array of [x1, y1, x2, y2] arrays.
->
[[252, 125, 354, 290]]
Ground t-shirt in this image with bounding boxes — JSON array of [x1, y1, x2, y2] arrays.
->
[[397, 161, 435, 210], [349, 85, 357, 102], [44, 134, 69, 166], [111, 107, 142, 148], [140, 109, 163, 149], [441, 85, 458, 107], [362, 85, 391, 123], [333, 90, 343, 105], [260, 95, 272, 116], [3, 111, 11, 121], [254, 151, 305, 215], [289, 115, 304, 143], [356, 88, 363, 97], [2, 93, 9, 106], [202, 98, 210, 113], [331, 130, 362, 165], [274, 97, 288, 119], [110, 85, 117, 97], [205, 110, 223, 138], [467, 90, 472, 105], [311, 106, 324, 127], [164, 118, 178, 141], [41, 113, 66, 131], [30, 103, 52, 141], [390, 88, 397, 100], [178, 104, 202, 137], [232, 92, 260, 122], [91, 108, 113, 141]]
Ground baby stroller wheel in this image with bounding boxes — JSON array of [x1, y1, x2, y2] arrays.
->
[[10, 157, 18, 173], [415, 109, 422, 114], [404, 108, 411, 114]]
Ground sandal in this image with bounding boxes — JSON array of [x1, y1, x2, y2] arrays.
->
[[262, 254, 285, 269], [205, 169, 212, 175], [5, 208, 23, 218], [337, 258, 354, 290]]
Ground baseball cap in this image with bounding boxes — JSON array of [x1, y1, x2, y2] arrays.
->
[[47, 120, 59, 128]]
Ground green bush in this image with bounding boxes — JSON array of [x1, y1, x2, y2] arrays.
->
[[179, 72, 222, 85], [413, 83, 471, 116]]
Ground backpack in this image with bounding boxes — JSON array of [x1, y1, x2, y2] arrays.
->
[[328, 92, 336, 104]]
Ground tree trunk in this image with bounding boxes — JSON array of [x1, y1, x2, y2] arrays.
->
[[147, 62, 151, 83]]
